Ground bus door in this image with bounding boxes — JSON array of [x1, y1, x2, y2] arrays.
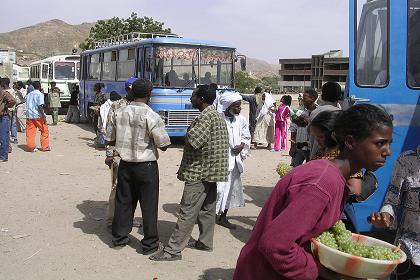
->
[[348, 0, 420, 232]]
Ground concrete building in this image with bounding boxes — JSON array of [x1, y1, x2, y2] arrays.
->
[[278, 50, 348, 92]]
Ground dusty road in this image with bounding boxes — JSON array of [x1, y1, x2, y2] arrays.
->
[[0, 106, 290, 280]]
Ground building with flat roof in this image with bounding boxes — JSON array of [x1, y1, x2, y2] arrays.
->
[[278, 50, 348, 92]]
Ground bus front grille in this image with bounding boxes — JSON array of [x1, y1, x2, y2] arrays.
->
[[167, 110, 200, 127]]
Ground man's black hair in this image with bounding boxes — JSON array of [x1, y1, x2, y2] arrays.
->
[[304, 88, 318, 100], [132, 79, 152, 98], [254, 86, 262, 94], [195, 84, 216, 104], [321, 82, 341, 103], [16, 81, 24, 89], [33, 81, 41, 90], [0, 77, 10, 88], [110, 91, 122, 101]]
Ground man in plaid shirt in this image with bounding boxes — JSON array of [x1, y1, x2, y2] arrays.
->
[[150, 84, 229, 261], [106, 79, 170, 254]]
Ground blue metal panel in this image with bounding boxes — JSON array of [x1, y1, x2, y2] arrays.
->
[[348, 0, 420, 232]]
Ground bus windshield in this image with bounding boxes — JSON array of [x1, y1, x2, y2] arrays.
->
[[152, 46, 234, 88], [54, 61, 76, 80], [200, 48, 233, 87]]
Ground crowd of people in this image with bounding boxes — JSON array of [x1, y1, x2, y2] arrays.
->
[[0, 77, 82, 161], [1, 75, 418, 279]]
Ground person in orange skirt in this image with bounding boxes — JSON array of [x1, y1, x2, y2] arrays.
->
[[25, 81, 50, 152]]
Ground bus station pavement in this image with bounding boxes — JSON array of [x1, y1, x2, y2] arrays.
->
[[0, 104, 290, 280]]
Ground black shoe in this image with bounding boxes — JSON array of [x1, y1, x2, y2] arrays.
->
[[217, 216, 237, 229], [186, 240, 213, 252], [142, 242, 164, 255], [110, 242, 128, 249], [149, 250, 182, 261]]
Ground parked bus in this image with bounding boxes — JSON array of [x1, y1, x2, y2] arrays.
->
[[347, 0, 420, 232], [78, 32, 246, 136], [29, 54, 80, 106]]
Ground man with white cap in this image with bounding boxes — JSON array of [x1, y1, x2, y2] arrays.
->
[[216, 91, 251, 229], [104, 77, 137, 228]]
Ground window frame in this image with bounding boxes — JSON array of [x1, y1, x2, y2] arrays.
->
[[406, 0, 420, 89], [354, 0, 390, 88]]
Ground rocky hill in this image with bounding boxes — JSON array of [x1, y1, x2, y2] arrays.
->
[[0, 19, 93, 64], [0, 19, 279, 77]]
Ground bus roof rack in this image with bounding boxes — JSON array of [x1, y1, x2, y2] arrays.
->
[[94, 32, 183, 49]]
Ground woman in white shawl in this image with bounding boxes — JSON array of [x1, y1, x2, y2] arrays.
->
[[253, 91, 276, 150], [216, 91, 251, 229]]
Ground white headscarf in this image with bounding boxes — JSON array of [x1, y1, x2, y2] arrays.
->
[[217, 91, 242, 113], [257, 92, 276, 120]]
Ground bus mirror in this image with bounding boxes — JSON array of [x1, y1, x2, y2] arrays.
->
[[240, 57, 246, 71]]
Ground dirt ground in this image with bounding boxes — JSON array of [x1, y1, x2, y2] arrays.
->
[[0, 102, 291, 280]]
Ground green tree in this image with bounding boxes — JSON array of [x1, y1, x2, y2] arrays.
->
[[234, 71, 261, 93], [80, 13, 172, 50], [261, 76, 280, 92]]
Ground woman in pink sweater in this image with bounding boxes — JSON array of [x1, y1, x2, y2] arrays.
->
[[233, 104, 393, 280], [273, 95, 292, 151]]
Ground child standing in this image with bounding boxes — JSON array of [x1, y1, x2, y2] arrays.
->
[[274, 95, 292, 151]]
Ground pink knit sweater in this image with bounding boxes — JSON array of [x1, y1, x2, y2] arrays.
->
[[233, 159, 348, 280]]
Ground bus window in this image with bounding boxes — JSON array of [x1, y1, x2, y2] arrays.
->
[[76, 62, 80, 81], [356, 0, 389, 87], [407, 0, 420, 88], [117, 48, 135, 81], [102, 51, 117, 81], [144, 47, 154, 81], [89, 54, 101, 80], [42, 64, 49, 79], [200, 49, 233, 87], [55, 61, 76, 80], [154, 46, 197, 88]]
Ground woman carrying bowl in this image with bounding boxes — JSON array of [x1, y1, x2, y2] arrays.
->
[[233, 104, 393, 280]]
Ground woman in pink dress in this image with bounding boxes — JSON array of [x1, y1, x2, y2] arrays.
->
[[274, 95, 292, 151]]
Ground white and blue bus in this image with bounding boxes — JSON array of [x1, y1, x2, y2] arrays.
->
[[78, 32, 245, 136], [347, 0, 420, 233]]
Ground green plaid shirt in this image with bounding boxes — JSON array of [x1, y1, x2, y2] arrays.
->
[[177, 105, 229, 182]]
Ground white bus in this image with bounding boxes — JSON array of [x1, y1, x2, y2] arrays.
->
[[12, 64, 30, 83], [29, 54, 80, 106]]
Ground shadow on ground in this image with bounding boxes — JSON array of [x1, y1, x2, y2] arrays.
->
[[74, 200, 176, 252], [243, 185, 273, 208], [198, 267, 235, 280]]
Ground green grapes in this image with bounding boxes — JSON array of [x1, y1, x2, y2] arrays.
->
[[315, 221, 401, 261], [276, 163, 292, 177]]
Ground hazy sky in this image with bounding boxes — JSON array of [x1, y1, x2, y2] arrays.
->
[[1, 0, 349, 63]]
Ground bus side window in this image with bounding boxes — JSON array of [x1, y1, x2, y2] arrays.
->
[[144, 47, 153, 81], [117, 48, 135, 81], [137, 47, 143, 78], [356, 0, 389, 87], [407, 0, 420, 88], [102, 51, 117, 81], [89, 54, 101, 80]]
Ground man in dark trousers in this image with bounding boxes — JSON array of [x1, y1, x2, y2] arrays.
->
[[0, 83, 17, 162], [105, 79, 171, 254], [150, 84, 229, 261]]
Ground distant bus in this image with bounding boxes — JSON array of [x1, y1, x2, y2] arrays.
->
[[29, 55, 80, 106], [12, 64, 29, 83], [78, 32, 246, 136]]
